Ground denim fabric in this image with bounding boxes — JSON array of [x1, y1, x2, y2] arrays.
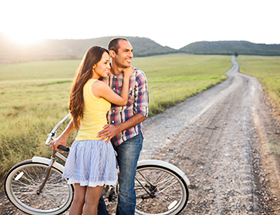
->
[[98, 195, 109, 215], [98, 133, 143, 215]]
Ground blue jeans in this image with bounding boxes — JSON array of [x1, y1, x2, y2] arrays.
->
[[98, 133, 143, 215]]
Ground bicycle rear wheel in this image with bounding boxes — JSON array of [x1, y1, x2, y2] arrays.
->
[[4, 160, 74, 215], [135, 165, 188, 215]]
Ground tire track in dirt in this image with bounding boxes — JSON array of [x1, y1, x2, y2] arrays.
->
[[140, 57, 280, 214]]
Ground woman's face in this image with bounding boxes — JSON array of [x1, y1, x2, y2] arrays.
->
[[92, 52, 111, 78]]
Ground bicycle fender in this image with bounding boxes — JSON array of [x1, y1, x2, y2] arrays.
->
[[32, 157, 64, 172], [137, 160, 190, 185]]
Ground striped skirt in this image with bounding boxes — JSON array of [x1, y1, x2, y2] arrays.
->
[[62, 140, 117, 187]]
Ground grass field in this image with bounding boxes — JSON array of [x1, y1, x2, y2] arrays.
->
[[237, 55, 280, 110], [0, 54, 232, 180]]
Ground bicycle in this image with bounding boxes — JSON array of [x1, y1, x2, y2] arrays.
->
[[4, 114, 190, 215]]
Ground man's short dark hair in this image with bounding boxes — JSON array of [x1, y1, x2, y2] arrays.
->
[[108, 38, 128, 53]]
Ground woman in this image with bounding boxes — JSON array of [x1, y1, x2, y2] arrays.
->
[[50, 46, 133, 215]]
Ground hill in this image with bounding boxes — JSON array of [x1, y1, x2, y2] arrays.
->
[[0, 33, 177, 63], [1, 33, 280, 63], [179, 41, 280, 56]]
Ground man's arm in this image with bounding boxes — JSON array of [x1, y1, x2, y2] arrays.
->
[[97, 113, 146, 143], [49, 119, 75, 151]]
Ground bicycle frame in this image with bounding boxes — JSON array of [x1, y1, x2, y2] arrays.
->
[[35, 114, 70, 194], [36, 113, 118, 199], [36, 113, 190, 203], [35, 150, 67, 194]]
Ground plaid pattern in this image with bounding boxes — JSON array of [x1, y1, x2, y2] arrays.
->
[[104, 68, 149, 146]]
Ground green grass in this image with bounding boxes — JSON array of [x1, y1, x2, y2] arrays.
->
[[236, 55, 280, 111], [134, 54, 230, 115], [0, 54, 232, 181]]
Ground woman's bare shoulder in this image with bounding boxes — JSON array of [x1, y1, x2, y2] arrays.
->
[[91, 80, 111, 93], [92, 80, 107, 88]]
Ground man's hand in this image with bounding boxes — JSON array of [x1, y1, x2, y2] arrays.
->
[[98, 114, 146, 143], [97, 124, 121, 143]]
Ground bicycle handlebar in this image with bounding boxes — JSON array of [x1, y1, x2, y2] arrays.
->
[[57, 145, 70, 152], [45, 113, 71, 146]]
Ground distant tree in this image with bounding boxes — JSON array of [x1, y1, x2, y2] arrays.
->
[[234, 52, 239, 57]]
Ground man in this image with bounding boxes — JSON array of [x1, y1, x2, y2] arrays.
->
[[97, 38, 149, 214]]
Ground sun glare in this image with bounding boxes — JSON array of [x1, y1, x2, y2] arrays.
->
[[7, 33, 41, 45]]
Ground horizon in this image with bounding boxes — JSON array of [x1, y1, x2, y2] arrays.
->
[[1, 32, 279, 50]]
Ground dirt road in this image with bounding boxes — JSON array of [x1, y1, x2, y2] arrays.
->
[[140, 56, 280, 214], [1, 57, 280, 214]]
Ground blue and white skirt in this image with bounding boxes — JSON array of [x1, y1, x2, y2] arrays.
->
[[62, 140, 117, 187]]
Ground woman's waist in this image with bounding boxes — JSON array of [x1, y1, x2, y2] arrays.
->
[[78, 123, 105, 133], [76, 127, 104, 141]]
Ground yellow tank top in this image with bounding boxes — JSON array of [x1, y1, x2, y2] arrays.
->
[[76, 79, 111, 141]]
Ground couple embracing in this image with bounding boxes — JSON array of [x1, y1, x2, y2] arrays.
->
[[50, 38, 149, 215]]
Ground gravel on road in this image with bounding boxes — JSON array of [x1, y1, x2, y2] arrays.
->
[[140, 57, 280, 214]]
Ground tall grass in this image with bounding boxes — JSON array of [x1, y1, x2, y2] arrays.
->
[[0, 54, 232, 181], [236, 55, 280, 110]]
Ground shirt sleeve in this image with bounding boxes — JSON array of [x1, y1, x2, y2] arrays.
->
[[134, 69, 149, 117]]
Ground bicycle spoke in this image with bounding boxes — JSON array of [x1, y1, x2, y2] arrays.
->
[[23, 167, 42, 183], [157, 180, 180, 194], [5, 161, 74, 214], [135, 165, 188, 215], [155, 171, 169, 185], [159, 191, 182, 201], [155, 175, 174, 187], [137, 170, 155, 186]]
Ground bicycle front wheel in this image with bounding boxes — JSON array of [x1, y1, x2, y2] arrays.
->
[[4, 160, 74, 215], [135, 165, 189, 215]]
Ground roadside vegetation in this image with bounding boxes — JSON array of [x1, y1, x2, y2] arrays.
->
[[0, 54, 231, 181], [237, 55, 280, 156], [237, 55, 280, 112]]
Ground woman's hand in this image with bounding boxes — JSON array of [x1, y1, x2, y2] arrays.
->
[[49, 135, 67, 152], [123, 66, 134, 78]]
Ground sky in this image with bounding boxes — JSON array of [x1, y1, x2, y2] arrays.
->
[[0, 0, 279, 49]]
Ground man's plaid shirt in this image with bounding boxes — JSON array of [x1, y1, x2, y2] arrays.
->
[[104, 68, 149, 146]]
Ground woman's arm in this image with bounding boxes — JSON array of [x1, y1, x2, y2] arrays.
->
[[93, 66, 134, 106]]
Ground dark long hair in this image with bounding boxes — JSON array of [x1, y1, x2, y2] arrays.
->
[[69, 46, 109, 128]]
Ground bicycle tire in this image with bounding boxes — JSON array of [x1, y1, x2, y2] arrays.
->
[[4, 159, 74, 215], [135, 165, 189, 215]]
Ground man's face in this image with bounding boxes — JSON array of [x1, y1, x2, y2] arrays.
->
[[114, 40, 133, 68]]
